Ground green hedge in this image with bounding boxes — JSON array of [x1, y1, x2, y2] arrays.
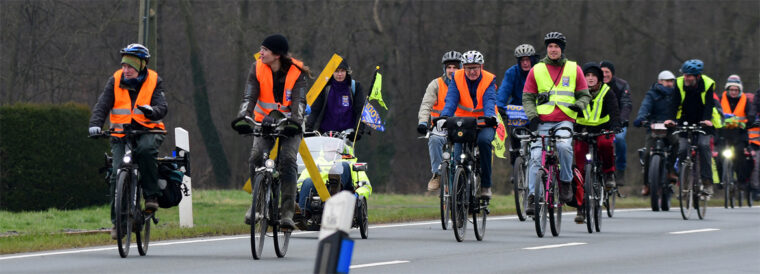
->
[[0, 103, 110, 211]]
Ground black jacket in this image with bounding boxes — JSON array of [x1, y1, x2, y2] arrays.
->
[[669, 76, 715, 125], [305, 75, 365, 132], [89, 70, 168, 129], [607, 76, 633, 124]]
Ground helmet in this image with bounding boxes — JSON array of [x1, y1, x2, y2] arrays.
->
[[461, 50, 484, 65], [544, 32, 566, 48], [680, 59, 703, 75], [441, 51, 463, 65], [120, 43, 151, 62], [514, 44, 536, 58], [657, 70, 675, 80]]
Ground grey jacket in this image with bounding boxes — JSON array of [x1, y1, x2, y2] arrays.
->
[[89, 71, 168, 129], [237, 60, 307, 125]]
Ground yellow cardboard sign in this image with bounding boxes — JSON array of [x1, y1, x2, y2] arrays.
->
[[306, 54, 343, 105]]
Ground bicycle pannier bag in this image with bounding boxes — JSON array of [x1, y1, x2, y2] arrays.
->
[[446, 117, 478, 143], [157, 163, 186, 208]]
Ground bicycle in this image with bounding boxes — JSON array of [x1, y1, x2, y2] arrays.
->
[[638, 122, 674, 211], [511, 126, 531, 222], [419, 121, 453, 230], [243, 116, 292, 259], [444, 116, 491, 242], [515, 125, 572, 238], [92, 128, 189, 258], [720, 145, 753, 208], [573, 130, 607, 233], [671, 122, 709, 220]]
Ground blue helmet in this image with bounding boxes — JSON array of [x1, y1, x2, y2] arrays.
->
[[120, 43, 151, 62], [680, 59, 703, 75]]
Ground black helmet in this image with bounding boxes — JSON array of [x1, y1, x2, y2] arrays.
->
[[120, 43, 150, 62], [582, 62, 603, 82], [544, 32, 566, 50]]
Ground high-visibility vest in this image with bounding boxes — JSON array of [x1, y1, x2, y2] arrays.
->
[[430, 77, 448, 118], [576, 84, 611, 126], [533, 61, 578, 119], [253, 58, 304, 122], [749, 127, 760, 146], [676, 74, 722, 128], [720, 91, 748, 123], [109, 69, 165, 137], [453, 69, 496, 117]]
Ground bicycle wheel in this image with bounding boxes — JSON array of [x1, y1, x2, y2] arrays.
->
[[696, 179, 708, 220], [251, 174, 269, 260], [679, 161, 694, 220], [272, 181, 291, 258], [136, 187, 150, 256], [548, 172, 562, 237], [359, 196, 369, 239], [584, 164, 594, 233], [439, 160, 450, 230], [594, 174, 603, 232], [115, 170, 132, 258], [513, 156, 527, 222], [723, 160, 733, 209], [473, 173, 486, 241], [451, 167, 468, 242], [534, 169, 548, 238], [747, 187, 753, 208], [605, 188, 616, 218], [649, 155, 663, 211]]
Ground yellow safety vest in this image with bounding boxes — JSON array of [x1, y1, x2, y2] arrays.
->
[[576, 84, 611, 126], [676, 75, 722, 128], [534, 61, 578, 119]]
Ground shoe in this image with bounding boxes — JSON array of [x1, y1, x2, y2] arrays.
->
[[526, 194, 535, 216], [641, 185, 650, 196], [574, 208, 585, 224], [427, 174, 441, 191], [480, 187, 492, 198], [605, 173, 616, 189], [144, 196, 159, 212], [110, 226, 118, 240], [244, 206, 253, 225], [703, 184, 714, 196], [560, 181, 573, 203], [615, 170, 625, 186], [279, 218, 296, 230]]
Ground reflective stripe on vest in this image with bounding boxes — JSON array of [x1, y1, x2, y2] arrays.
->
[[576, 84, 611, 126], [253, 58, 303, 122], [453, 69, 495, 117], [533, 61, 578, 119], [109, 69, 165, 137], [720, 91, 748, 122], [430, 77, 448, 118], [749, 127, 760, 145]]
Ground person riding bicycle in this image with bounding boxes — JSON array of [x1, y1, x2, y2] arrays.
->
[[305, 60, 365, 140], [634, 70, 679, 195], [716, 74, 755, 191], [439, 50, 499, 198], [664, 59, 720, 196], [497, 44, 539, 165], [523, 32, 591, 214], [573, 62, 620, 223], [88, 43, 168, 239], [417, 51, 463, 191], [600, 61, 633, 187], [232, 34, 310, 230]]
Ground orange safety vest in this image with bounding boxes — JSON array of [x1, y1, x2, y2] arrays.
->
[[720, 91, 748, 123], [430, 77, 448, 118], [109, 69, 165, 137], [453, 69, 496, 117], [253, 58, 303, 122]]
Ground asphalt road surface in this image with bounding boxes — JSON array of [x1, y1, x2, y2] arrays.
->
[[2, 207, 759, 274]]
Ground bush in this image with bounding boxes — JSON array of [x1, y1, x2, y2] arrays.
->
[[0, 103, 110, 211]]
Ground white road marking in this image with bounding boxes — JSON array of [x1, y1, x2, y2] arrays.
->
[[350, 260, 410, 269], [523, 242, 587, 250], [669, 228, 720, 235]]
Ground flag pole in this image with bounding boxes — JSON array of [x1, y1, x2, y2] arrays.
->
[[352, 66, 380, 144]]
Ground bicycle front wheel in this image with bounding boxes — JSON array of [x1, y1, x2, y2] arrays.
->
[[548, 172, 562, 237], [594, 174, 604, 232], [513, 156, 527, 222], [649, 155, 663, 211], [451, 167, 468, 242], [584, 164, 594, 233], [251, 174, 270, 260], [114, 170, 133, 258], [696, 179, 708, 220], [534, 169, 547, 238], [439, 160, 450, 230], [272, 181, 291, 258], [473, 173, 486, 241], [605, 188, 616, 218], [679, 161, 694, 220]]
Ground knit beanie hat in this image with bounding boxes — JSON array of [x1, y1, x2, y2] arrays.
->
[[725, 74, 743, 92], [261, 34, 289, 56], [121, 55, 145, 71], [600, 60, 615, 75]]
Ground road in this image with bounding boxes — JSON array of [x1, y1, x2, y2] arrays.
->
[[2, 207, 759, 274]]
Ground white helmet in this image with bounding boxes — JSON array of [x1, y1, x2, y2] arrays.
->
[[657, 70, 675, 80], [514, 44, 536, 58], [461, 50, 484, 65]]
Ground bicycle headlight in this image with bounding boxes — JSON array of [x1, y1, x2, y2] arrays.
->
[[460, 153, 467, 160], [585, 153, 592, 161], [265, 159, 276, 169], [442, 152, 450, 160], [722, 149, 734, 159], [123, 155, 132, 164]]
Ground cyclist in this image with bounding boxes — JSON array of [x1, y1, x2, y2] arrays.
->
[[305, 60, 365, 139], [523, 32, 591, 214], [600, 61, 633, 186], [717, 75, 755, 191], [497, 44, 539, 165], [232, 34, 310, 230], [664, 59, 718, 196], [634, 70, 679, 195], [752, 74, 760, 200], [439, 50, 499, 198], [88, 43, 167, 239], [417, 51, 463, 191], [573, 62, 620, 223]]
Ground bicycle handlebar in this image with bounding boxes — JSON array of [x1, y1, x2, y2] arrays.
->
[[89, 129, 167, 139], [671, 124, 707, 136]]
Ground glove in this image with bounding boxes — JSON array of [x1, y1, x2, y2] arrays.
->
[[633, 119, 643, 128], [88, 126, 101, 136], [282, 119, 302, 136], [567, 104, 582, 113], [417, 123, 428, 135], [231, 117, 253, 134], [529, 117, 540, 132], [137, 105, 153, 116], [484, 116, 498, 127], [262, 116, 277, 127]]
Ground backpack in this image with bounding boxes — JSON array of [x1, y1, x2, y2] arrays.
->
[[157, 162, 188, 208]]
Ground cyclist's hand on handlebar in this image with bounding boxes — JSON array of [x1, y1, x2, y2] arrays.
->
[[528, 117, 540, 132], [664, 120, 676, 127], [282, 119, 302, 136], [231, 116, 253, 134], [482, 116, 498, 127], [417, 122, 428, 135], [700, 120, 713, 127], [88, 126, 101, 136]]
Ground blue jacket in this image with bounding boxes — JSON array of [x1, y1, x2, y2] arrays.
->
[[441, 72, 497, 117], [496, 64, 527, 107], [635, 82, 675, 123]]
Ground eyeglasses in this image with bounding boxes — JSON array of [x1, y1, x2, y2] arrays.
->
[[463, 66, 481, 72]]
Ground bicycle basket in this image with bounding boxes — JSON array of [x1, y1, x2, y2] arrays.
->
[[446, 117, 478, 143]]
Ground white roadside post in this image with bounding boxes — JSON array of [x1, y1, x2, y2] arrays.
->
[[315, 191, 356, 274], [175, 127, 193, 228]]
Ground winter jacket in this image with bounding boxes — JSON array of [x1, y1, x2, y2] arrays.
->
[[89, 70, 168, 130], [306, 75, 365, 132], [237, 60, 307, 125], [635, 82, 675, 124], [496, 64, 528, 108], [607, 76, 633, 124], [668, 76, 715, 124]]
